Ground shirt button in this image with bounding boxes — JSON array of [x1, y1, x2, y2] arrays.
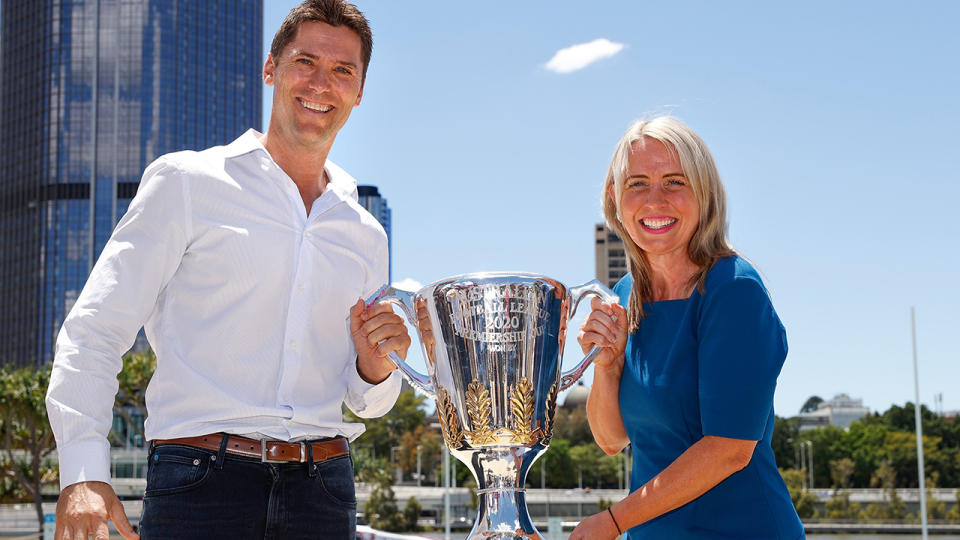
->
[[297, 284, 305, 292], [290, 340, 297, 349]]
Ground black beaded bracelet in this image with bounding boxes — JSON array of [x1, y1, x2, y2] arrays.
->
[[607, 507, 622, 535]]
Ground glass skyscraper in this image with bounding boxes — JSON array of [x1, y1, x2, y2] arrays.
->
[[0, 0, 263, 367], [357, 185, 392, 283]]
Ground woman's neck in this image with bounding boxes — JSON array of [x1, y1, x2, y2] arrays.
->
[[647, 252, 700, 302]]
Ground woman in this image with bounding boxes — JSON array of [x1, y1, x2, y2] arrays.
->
[[570, 117, 803, 539]]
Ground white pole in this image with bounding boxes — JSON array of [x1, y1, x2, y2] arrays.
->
[[444, 446, 451, 540], [799, 443, 806, 491], [807, 441, 814, 491], [911, 307, 929, 540], [416, 445, 422, 487]]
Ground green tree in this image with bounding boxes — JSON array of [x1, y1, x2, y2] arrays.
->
[[0, 474, 26, 503], [402, 497, 422, 532], [868, 460, 905, 519], [398, 424, 441, 484], [945, 489, 960, 520], [553, 406, 593, 446], [845, 421, 887, 487], [345, 389, 427, 461], [800, 396, 823, 414], [359, 463, 405, 531], [464, 477, 478, 510], [771, 416, 800, 470], [780, 468, 816, 518], [881, 431, 944, 489], [924, 473, 947, 520], [569, 443, 602, 488], [112, 349, 156, 446], [0, 364, 58, 533], [825, 491, 862, 519], [539, 438, 574, 488], [869, 402, 960, 487], [596, 452, 621, 488], [829, 457, 855, 491], [799, 425, 847, 489]]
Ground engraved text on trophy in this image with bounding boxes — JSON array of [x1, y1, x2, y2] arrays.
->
[[449, 284, 548, 352]]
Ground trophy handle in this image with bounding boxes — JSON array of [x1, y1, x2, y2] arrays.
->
[[365, 285, 437, 399], [559, 279, 618, 391]]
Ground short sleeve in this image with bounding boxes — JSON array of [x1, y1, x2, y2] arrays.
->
[[697, 276, 787, 440]]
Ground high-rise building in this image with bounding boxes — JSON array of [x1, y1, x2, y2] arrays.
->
[[595, 223, 628, 289], [0, 0, 263, 367], [357, 185, 392, 283]]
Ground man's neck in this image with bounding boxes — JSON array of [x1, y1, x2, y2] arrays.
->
[[259, 128, 333, 214]]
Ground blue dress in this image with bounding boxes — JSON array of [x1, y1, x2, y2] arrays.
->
[[614, 256, 804, 539]]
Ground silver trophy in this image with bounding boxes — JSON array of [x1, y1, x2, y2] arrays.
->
[[366, 272, 615, 539]]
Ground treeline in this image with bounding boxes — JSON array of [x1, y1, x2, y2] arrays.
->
[[4, 355, 959, 530], [772, 403, 960, 489]]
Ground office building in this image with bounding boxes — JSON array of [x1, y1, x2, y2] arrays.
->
[[594, 223, 627, 289], [357, 185, 392, 283], [0, 0, 262, 367]]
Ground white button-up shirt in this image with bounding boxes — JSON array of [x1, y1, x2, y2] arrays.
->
[[46, 130, 401, 489]]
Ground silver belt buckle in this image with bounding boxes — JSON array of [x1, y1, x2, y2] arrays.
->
[[260, 439, 305, 463]]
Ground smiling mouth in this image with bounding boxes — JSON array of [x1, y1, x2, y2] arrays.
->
[[640, 217, 678, 230], [298, 98, 332, 113]]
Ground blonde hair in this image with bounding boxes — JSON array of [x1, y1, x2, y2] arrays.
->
[[602, 116, 735, 331]]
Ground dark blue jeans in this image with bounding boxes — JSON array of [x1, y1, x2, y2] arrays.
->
[[139, 440, 356, 539]]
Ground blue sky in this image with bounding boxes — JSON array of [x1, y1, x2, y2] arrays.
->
[[262, 1, 960, 417]]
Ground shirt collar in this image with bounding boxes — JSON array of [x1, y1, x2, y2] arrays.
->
[[224, 129, 359, 201]]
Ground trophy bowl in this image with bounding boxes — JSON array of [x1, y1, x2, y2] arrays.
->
[[367, 272, 615, 539]]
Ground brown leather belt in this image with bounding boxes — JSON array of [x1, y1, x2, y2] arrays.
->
[[152, 433, 349, 463]]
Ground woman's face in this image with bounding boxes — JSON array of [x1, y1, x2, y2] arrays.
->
[[612, 137, 700, 262]]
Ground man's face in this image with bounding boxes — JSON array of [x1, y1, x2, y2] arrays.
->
[[263, 21, 364, 151]]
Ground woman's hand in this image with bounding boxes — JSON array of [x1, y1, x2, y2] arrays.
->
[[578, 297, 628, 376], [569, 509, 621, 540]]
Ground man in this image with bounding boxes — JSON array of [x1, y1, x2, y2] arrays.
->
[[45, 2, 408, 538]]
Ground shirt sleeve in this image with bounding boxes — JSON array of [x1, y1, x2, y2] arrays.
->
[[697, 276, 787, 441], [45, 158, 191, 489], [342, 226, 402, 418]]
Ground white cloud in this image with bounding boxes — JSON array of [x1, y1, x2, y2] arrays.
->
[[392, 277, 424, 292], [545, 38, 625, 74]]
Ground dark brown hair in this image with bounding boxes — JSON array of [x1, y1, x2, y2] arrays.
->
[[270, 0, 373, 83]]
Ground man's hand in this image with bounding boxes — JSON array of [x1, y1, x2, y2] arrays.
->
[[55, 481, 138, 540], [350, 299, 410, 384]]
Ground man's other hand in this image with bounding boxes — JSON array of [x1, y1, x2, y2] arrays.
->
[[350, 299, 410, 384], [55, 480, 139, 540]]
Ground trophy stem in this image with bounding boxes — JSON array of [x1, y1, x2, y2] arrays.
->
[[463, 447, 544, 540]]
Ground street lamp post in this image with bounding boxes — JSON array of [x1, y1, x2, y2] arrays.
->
[[416, 445, 422, 487], [443, 446, 450, 540], [805, 441, 814, 491], [391, 446, 402, 485], [799, 442, 806, 491]]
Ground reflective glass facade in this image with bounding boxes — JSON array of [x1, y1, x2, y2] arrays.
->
[[357, 185, 392, 283], [1, 0, 263, 367]]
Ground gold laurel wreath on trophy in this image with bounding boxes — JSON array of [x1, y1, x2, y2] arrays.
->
[[540, 381, 558, 444], [436, 388, 464, 449], [506, 377, 537, 445], [464, 380, 498, 445]]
